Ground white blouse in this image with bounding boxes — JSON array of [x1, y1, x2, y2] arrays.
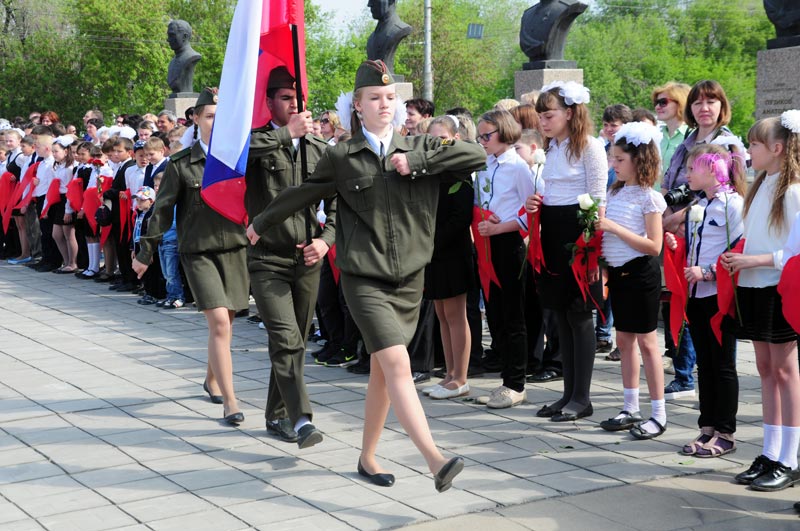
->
[[541, 135, 608, 207], [33, 156, 55, 197], [686, 191, 744, 299], [602, 185, 666, 267], [782, 211, 800, 267], [54, 162, 77, 213], [475, 148, 535, 230], [739, 173, 800, 287]]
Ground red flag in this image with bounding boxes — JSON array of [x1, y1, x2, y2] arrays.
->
[[711, 239, 745, 344], [253, 0, 308, 129], [66, 178, 84, 212], [119, 189, 131, 241], [0, 172, 15, 232], [664, 236, 689, 346], [41, 179, 61, 219], [11, 162, 40, 212], [83, 187, 101, 235], [779, 254, 800, 334], [471, 206, 502, 299]]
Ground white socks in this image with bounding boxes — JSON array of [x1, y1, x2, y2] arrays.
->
[[639, 399, 667, 435], [294, 416, 310, 433], [616, 388, 639, 420], [87, 242, 100, 273], [763, 424, 782, 461], [778, 425, 800, 469]]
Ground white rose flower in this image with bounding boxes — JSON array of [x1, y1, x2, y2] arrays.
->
[[689, 204, 705, 223], [577, 193, 595, 210]]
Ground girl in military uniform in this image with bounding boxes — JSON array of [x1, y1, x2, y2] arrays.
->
[[133, 88, 249, 426], [248, 60, 486, 492]]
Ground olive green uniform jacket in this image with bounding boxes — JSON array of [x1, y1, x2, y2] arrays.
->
[[246, 125, 335, 264], [136, 142, 248, 265], [251, 131, 486, 284]]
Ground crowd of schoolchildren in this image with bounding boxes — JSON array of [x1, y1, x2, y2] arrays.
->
[[2, 76, 800, 499]]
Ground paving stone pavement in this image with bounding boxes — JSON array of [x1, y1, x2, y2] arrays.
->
[[0, 263, 798, 530]]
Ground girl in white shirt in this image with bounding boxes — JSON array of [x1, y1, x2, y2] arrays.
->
[[596, 122, 667, 439], [48, 136, 79, 273], [722, 112, 800, 492], [474, 109, 536, 409], [526, 81, 608, 422], [668, 143, 745, 457]]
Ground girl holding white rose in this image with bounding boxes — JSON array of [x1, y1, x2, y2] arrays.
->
[[527, 82, 608, 422], [595, 122, 668, 439], [722, 112, 800, 492], [669, 143, 745, 456]]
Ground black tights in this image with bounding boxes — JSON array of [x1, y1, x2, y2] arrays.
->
[[551, 309, 595, 412]]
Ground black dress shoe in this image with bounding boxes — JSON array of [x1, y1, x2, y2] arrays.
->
[[297, 424, 323, 449], [224, 411, 245, 426], [600, 410, 643, 432], [735, 455, 776, 485], [629, 417, 667, 440], [434, 457, 464, 493], [347, 358, 371, 374], [203, 380, 223, 404], [526, 370, 563, 383], [794, 501, 800, 514], [412, 372, 430, 384], [266, 418, 298, 442], [536, 404, 561, 418], [358, 460, 395, 487], [750, 462, 800, 492], [551, 404, 593, 422]]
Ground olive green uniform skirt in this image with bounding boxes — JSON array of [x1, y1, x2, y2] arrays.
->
[[340, 269, 424, 353], [180, 247, 249, 312]]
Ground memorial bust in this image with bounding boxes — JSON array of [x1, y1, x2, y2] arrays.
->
[[764, 0, 800, 49], [366, 0, 412, 74], [519, 0, 588, 70], [167, 20, 202, 95]]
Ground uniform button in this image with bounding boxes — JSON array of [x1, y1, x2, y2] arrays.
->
[[270, 166, 275, 170], [355, 185, 360, 190], [412, 171, 417, 176], [422, 169, 427, 174]]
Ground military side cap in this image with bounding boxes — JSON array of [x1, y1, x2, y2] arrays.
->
[[267, 66, 296, 91], [354, 60, 394, 90], [195, 87, 219, 107]]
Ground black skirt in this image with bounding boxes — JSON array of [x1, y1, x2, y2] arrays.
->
[[723, 285, 798, 344], [49, 194, 73, 226], [537, 204, 603, 312], [607, 255, 661, 333], [424, 253, 475, 300]]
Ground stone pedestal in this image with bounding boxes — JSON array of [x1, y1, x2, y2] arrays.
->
[[163, 92, 199, 121], [395, 82, 414, 103], [514, 69, 583, 102], [756, 46, 800, 120]]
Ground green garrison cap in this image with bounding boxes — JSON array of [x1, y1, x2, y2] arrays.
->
[[267, 66, 296, 91], [354, 60, 395, 90], [195, 87, 219, 107]]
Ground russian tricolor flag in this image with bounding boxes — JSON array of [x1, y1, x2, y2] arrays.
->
[[202, 0, 308, 225]]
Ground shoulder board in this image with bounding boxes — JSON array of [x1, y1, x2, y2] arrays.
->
[[170, 147, 192, 161], [440, 138, 455, 146]]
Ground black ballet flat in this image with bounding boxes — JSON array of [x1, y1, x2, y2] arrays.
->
[[358, 460, 395, 487], [551, 404, 593, 422], [434, 457, 464, 493], [536, 404, 561, 418], [203, 380, 223, 404], [224, 411, 245, 426]]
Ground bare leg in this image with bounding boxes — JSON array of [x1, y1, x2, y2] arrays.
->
[[433, 300, 453, 387], [369, 345, 449, 474], [617, 331, 639, 390], [771, 341, 800, 426], [360, 354, 391, 474], [13, 216, 29, 258], [441, 295, 470, 388], [203, 308, 239, 416], [63, 225, 78, 269], [52, 225, 68, 266], [639, 331, 664, 400], [755, 341, 780, 425]]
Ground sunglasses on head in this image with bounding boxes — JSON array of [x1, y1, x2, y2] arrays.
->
[[654, 98, 674, 107]]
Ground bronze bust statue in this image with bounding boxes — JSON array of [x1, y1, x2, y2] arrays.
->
[[764, 0, 800, 49], [167, 20, 202, 95], [366, 0, 412, 75], [519, 0, 588, 70]]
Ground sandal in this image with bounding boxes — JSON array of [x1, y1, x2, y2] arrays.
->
[[630, 417, 666, 440], [681, 433, 713, 455], [695, 434, 736, 458]]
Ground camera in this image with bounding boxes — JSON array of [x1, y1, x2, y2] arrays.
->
[[664, 184, 692, 207]]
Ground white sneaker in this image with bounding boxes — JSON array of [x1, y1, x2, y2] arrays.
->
[[422, 384, 442, 396], [475, 385, 505, 405], [430, 384, 469, 400], [486, 386, 526, 409]]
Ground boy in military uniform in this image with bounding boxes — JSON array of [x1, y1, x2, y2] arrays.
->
[[246, 67, 335, 448]]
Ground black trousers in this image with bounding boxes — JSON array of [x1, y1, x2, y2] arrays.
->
[[687, 296, 739, 434], [316, 258, 362, 354], [35, 196, 60, 267], [529, 309, 561, 373], [486, 232, 528, 392], [0, 217, 20, 258]]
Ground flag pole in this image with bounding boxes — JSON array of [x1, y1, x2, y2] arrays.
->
[[291, 23, 312, 246]]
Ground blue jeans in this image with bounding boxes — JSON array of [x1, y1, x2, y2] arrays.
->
[[158, 239, 183, 301], [595, 296, 613, 342], [669, 324, 696, 387]]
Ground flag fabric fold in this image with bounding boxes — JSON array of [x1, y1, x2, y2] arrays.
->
[[201, 0, 307, 225], [471, 206, 502, 299], [711, 239, 745, 344], [664, 236, 689, 347]]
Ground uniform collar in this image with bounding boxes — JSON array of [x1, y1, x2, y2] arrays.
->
[[348, 128, 414, 157], [190, 140, 206, 163]]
